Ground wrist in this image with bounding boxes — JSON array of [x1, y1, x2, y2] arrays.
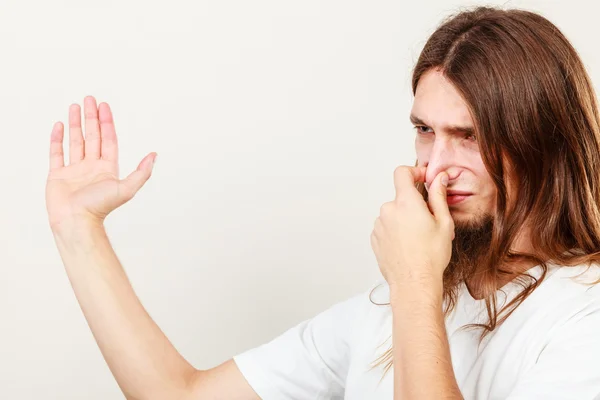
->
[[389, 276, 444, 309], [51, 215, 107, 251], [51, 213, 104, 235], [389, 269, 443, 293]]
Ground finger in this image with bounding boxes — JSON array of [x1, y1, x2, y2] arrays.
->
[[83, 96, 101, 159], [394, 166, 426, 201], [372, 216, 383, 237], [98, 102, 118, 162], [49, 122, 65, 171], [370, 229, 381, 255], [68, 104, 84, 163], [428, 171, 452, 223], [120, 152, 157, 200]]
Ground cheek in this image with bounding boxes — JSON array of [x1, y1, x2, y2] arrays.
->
[[464, 151, 489, 182], [461, 153, 496, 202], [484, 185, 498, 210], [474, 170, 497, 210], [415, 138, 432, 165]]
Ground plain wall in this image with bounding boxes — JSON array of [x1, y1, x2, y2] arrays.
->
[[0, 0, 597, 398]]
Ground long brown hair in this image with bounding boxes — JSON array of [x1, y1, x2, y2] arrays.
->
[[370, 5, 600, 379]]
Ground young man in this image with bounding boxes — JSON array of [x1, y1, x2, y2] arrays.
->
[[46, 6, 600, 400]]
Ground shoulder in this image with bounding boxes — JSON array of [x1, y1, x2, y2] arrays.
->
[[306, 279, 394, 351], [326, 278, 391, 323], [520, 263, 600, 322], [541, 262, 600, 299]]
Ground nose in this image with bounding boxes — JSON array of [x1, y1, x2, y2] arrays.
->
[[423, 137, 461, 187]]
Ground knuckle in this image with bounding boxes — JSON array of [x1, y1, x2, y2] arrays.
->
[[121, 187, 135, 202], [394, 166, 408, 179], [379, 202, 394, 216], [441, 218, 454, 231]]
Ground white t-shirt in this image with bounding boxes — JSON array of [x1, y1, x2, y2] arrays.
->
[[233, 264, 600, 399]]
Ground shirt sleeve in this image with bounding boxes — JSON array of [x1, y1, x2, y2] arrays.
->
[[232, 287, 373, 400], [505, 303, 600, 400]]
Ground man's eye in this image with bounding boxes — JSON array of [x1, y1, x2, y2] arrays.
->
[[465, 133, 477, 142], [414, 125, 433, 134]]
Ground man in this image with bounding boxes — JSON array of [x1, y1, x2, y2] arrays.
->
[[45, 6, 600, 400]]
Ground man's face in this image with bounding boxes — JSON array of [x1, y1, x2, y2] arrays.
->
[[411, 69, 497, 227]]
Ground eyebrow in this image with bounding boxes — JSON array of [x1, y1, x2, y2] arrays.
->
[[409, 113, 475, 136]]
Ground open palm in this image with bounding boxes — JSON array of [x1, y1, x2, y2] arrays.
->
[[46, 96, 156, 229]]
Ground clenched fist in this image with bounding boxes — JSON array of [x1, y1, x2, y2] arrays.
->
[[370, 166, 454, 288]]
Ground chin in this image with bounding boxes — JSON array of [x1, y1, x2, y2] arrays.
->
[[450, 209, 494, 230], [448, 207, 471, 218], [449, 211, 473, 225]]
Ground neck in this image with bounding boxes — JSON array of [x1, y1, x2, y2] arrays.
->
[[465, 227, 534, 300]]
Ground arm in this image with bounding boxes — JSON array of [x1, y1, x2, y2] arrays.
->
[[390, 280, 462, 400], [54, 219, 196, 399], [370, 166, 461, 399], [46, 96, 260, 400]]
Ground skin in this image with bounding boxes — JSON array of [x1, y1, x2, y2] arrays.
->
[[46, 70, 534, 399], [370, 69, 533, 398], [413, 69, 497, 224], [48, 97, 263, 400]]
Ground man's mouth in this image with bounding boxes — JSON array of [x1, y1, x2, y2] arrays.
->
[[446, 190, 472, 205]]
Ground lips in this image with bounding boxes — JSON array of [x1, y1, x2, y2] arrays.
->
[[446, 190, 473, 196], [446, 190, 472, 205]]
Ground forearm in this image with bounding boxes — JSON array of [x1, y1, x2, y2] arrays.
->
[[53, 219, 196, 400], [390, 281, 462, 400]]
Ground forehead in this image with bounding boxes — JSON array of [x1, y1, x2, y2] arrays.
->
[[411, 69, 473, 127]]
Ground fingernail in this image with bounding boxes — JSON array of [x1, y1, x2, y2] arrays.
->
[[441, 174, 448, 187], [424, 182, 430, 191]]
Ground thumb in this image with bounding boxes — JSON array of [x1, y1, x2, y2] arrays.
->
[[428, 171, 451, 222], [120, 152, 157, 200]]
